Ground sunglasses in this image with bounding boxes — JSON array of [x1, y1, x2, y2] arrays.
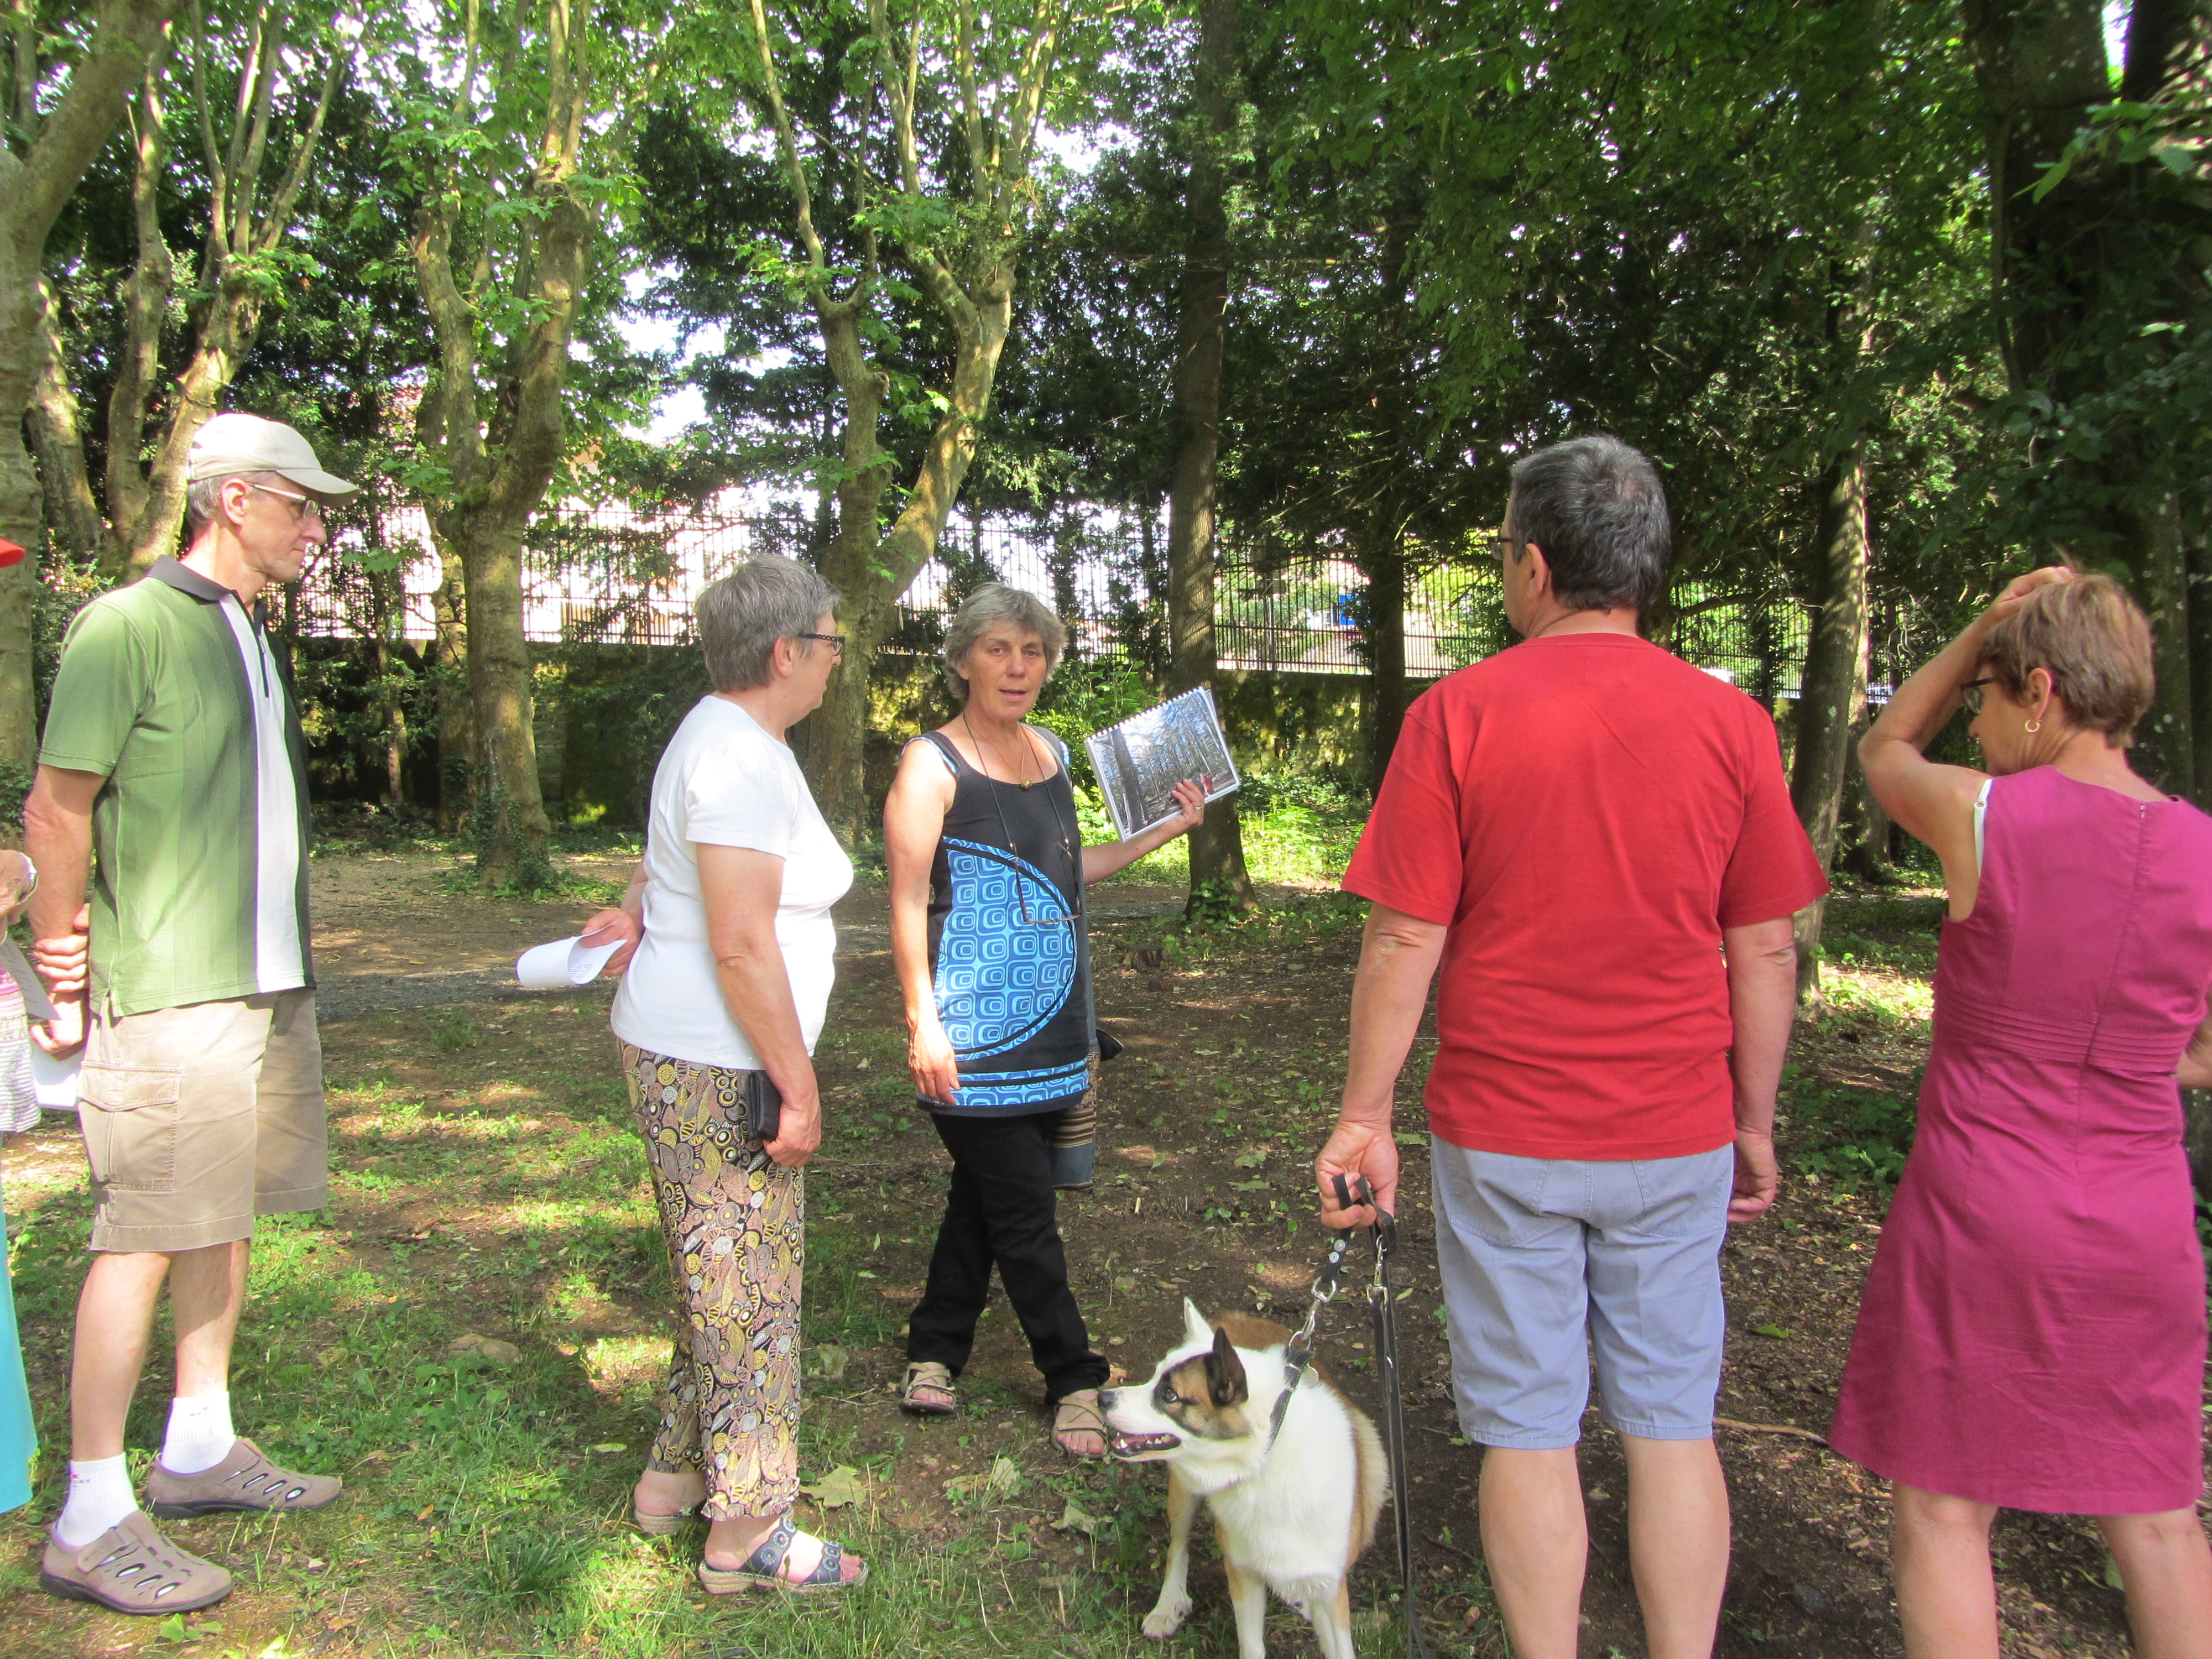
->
[[1958, 677, 1995, 716]]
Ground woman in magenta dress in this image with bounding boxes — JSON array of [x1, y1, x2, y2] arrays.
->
[[1833, 568, 2212, 1658]]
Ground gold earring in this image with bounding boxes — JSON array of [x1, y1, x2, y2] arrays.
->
[[2025, 718, 2041, 733]]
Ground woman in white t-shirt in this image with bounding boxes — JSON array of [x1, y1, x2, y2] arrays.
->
[[582, 556, 862, 1595]]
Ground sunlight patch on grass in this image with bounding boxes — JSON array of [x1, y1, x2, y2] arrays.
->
[[1822, 967, 1934, 1023]]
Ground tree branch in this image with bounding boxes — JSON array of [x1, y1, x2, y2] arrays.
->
[[748, 0, 830, 280]]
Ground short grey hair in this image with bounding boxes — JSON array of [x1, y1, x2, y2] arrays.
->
[[697, 556, 842, 691], [184, 470, 281, 537], [942, 582, 1067, 698], [1506, 435, 1672, 612]]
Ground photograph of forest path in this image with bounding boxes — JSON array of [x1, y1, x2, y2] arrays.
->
[[0, 851, 2174, 1659]]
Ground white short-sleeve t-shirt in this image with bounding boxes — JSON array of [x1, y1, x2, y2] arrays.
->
[[611, 696, 854, 1069]]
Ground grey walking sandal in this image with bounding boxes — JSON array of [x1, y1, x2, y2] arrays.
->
[[145, 1437, 342, 1518], [40, 1511, 234, 1614]]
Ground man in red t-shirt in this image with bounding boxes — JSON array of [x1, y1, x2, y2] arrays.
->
[[1315, 435, 1825, 1659]]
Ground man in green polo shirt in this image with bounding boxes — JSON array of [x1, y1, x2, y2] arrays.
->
[[23, 414, 355, 1613]]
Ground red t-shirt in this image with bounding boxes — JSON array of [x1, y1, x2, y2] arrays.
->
[[1343, 633, 1827, 1160]]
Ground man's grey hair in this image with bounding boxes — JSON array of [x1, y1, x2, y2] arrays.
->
[[697, 556, 842, 692], [184, 470, 282, 537], [942, 582, 1067, 698], [1506, 435, 1672, 613]]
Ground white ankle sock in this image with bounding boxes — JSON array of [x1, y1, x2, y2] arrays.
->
[[55, 1454, 135, 1547], [160, 1392, 236, 1476]]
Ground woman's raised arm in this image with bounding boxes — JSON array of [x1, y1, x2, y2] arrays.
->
[[1859, 567, 2070, 917]]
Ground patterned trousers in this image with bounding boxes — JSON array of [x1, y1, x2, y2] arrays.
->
[[620, 1045, 804, 1520]]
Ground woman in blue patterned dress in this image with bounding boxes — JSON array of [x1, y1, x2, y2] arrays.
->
[[885, 585, 1207, 1456]]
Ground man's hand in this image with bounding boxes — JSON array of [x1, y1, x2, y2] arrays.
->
[[33, 997, 85, 1057], [580, 907, 641, 977], [1314, 1119, 1400, 1230], [1729, 1128, 1778, 1223], [32, 902, 89, 1000], [765, 1089, 821, 1170]]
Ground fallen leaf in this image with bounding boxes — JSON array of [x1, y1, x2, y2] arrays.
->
[[1752, 1323, 1793, 1340], [802, 1344, 851, 1381], [985, 1454, 1025, 1503], [799, 1465, 865, 1509], [588, 1442, 627, 1454], [1052, 1499, 1109, 1538], [1233, 1150, 1267, 1168]]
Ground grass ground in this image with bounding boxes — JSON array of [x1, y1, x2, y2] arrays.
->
[[0, 829, 2178, 1659]]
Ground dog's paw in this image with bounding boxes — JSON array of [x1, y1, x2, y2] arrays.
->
[[1141, 1597, 1194, 1639]]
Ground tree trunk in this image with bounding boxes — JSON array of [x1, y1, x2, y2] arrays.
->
[[462, 519, 544, 883], [805, 299, 893, 826], [2189, 504, 2211, 812], [102, 51, 170, 577], [813, 281, 1015, 838], [1166, 0, 1252, 919], [409, 0, 591, 885], [0, 0, 181, 763], [2132, 489, 2193, 796], [431, 553, 472, 831], [1361, 534, 1411, 787], [1789, 440, 1872, 1006], [28, 286, 104, 565]]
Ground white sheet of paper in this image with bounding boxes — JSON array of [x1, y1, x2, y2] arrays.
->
[[515, 934, 622, 989], [31, 1043, 79, 1111]]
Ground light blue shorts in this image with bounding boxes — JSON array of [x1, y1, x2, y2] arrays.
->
[[1431, 1140, 1733, 1450]]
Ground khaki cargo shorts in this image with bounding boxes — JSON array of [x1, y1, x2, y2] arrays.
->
[[79, 989, 327, 1253]]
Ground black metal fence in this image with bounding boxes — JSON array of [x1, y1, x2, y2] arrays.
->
[[294, 501, 1812, 695]]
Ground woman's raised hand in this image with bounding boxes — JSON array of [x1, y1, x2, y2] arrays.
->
[[1983, 565, 2074, 625], [908, 1016, 961, 1107], [1163, 776, 1209, 837]]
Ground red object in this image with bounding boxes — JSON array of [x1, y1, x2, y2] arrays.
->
[[0, 540, 23, 568], [1830, 767, 2212, 1511], [1343, 634, 1827, 1160]]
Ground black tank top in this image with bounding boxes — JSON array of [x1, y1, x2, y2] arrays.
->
[[918, 729, 1094, 1115]]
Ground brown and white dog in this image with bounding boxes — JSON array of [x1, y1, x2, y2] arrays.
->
[[1100, 1300, 1387, 1659]]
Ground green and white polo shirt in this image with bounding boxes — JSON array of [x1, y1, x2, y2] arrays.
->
[[40, 556, 314, 1018]]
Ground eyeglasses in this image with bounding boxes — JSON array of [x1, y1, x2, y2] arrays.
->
[[248, 482, 325, 526], [1488, 531, 1520, 561], [796, 632, 847, 656], [1959, 677, 1995, 716]]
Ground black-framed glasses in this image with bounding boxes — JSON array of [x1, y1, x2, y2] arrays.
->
[[1959, 677, 1995, 716], [1488, 531, 1520, 561], [248, 482, 325, 526], [796, 631, 847, 656]]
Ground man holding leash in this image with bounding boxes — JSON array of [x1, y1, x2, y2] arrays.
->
[[23, 414, 354, 1613], [1315, 434, 1824, 1659]]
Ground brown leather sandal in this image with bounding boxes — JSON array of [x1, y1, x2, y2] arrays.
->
[[1053, 1389, 1108, 1457], [900, 1361, 957, 1416]]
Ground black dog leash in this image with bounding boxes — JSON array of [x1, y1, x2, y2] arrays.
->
[[1332, 1175, 1434, 1659]]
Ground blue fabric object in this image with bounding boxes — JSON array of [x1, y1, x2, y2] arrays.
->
[[0, 1197, 36, 1514], [917, 732, 1095, 1118]]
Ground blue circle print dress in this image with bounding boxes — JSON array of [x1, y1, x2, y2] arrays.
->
[[915, 731, 1094, 1119]]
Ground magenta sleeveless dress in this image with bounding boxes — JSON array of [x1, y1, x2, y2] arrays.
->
[[1829, 766, 2212, 1513]]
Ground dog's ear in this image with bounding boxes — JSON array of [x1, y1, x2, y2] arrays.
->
[[1182, 1297, 1212, 1350], [1204, 1324, 1249, 1407]]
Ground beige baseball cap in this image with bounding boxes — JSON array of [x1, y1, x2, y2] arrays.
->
[[186, 411, 359, 498]]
